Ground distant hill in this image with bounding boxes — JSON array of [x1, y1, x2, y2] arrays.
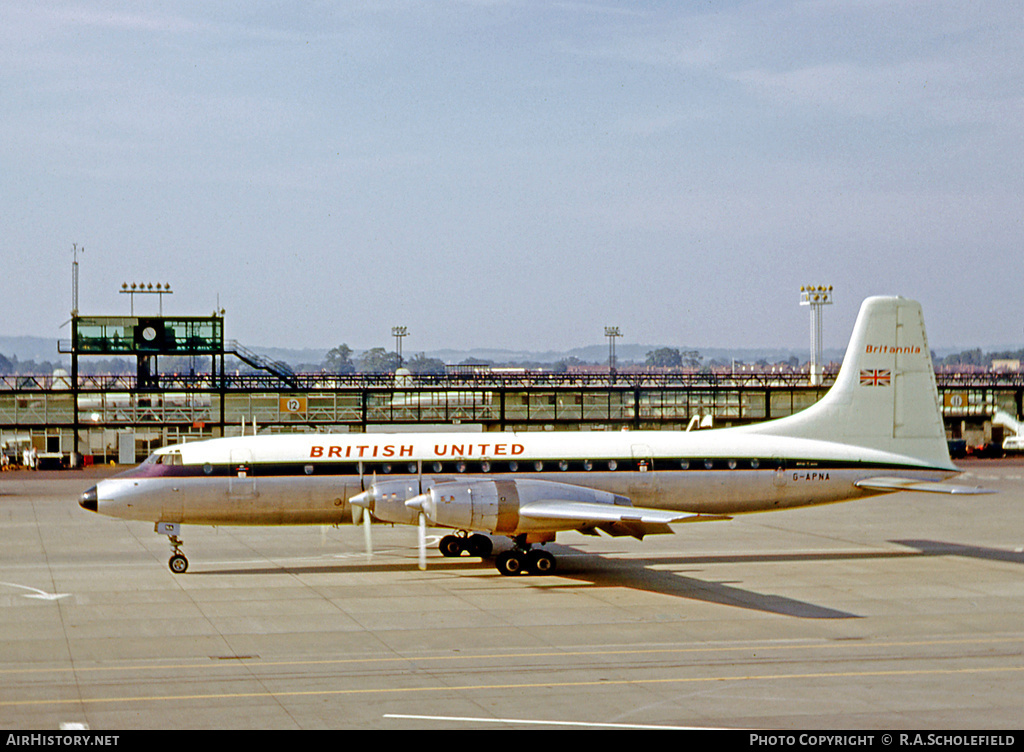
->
[[0, 335, 834, 369], [0, 336, 66, 364], [426, 343, 846, 367]]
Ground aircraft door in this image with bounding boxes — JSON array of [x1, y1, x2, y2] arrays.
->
[[631, 444, 655, 474], [229, 449, 257, 500], [630, 444, 658, 502], [772, 456, 788, 489], [160, 489, 183, 523]]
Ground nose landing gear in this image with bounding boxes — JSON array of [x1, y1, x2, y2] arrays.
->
[[157, 522, 188, 574]]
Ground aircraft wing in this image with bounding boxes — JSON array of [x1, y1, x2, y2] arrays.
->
[[518, 499, 731, 539], [854, 477, 996, 495]]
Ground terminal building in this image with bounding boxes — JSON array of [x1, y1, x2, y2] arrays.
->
[[2, 311, 1022, 466]]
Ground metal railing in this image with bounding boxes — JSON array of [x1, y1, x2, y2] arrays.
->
[[4, 368, 1024, 393]]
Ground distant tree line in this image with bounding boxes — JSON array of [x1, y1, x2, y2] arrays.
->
[[0, 345, 785, 377], [644, 348, 703, 368], [0, 352, 67, 375], [938, 348, 1024, 368], [322, 344, 445, 375], [6, 344, 1021, 378], [320, 345, 710, 374]]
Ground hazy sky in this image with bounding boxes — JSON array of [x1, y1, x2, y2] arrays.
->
[[2, 1, 1022, 355]]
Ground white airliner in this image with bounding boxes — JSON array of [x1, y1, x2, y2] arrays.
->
[[79, 296, 990, 576]]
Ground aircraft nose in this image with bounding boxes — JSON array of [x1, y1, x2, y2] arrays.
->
[[79, 486, 98, 512]]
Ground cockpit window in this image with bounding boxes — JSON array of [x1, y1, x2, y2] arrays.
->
[[153, 451, 183, 466]]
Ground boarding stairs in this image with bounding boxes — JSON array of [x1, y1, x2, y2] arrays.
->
[[226, 340, 298, 388]]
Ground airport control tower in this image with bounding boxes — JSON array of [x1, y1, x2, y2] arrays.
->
[[64, 314, 228, 456], [70, 315, 226, 388]]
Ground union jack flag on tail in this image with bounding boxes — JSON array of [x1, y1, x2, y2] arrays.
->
[[860, 369, 891, 387]]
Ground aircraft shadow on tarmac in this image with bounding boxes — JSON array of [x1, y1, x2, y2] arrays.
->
[[548, 552, 861, 619], [891, 539, 1024, 565], [190, 538, 1024, 619], [186, 542, 952, 620], [195, 560, 855, 618]]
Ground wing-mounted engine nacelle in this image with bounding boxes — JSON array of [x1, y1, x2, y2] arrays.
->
[[406, 478, 629, 535], [352, 478, 434, 526]]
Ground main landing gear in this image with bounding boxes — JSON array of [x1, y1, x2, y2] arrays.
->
[[157, 522, 188, 574], [437, 532, 556, 575], [439, 532, 493, 559], [495, 545, 556, 576]]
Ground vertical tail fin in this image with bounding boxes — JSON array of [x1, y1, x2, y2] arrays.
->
[[748, 296, 953, 470]]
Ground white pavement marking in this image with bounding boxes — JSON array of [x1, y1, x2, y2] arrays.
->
[[0, 582, 71, 601], [383, 713, 726, 730]]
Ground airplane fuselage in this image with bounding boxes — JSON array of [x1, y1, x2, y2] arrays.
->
[[87, 429, 956, 528]]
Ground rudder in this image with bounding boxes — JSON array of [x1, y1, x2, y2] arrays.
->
[[746, 296, 953, 470]]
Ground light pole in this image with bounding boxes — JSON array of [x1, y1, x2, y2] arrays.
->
[[799, 285, 833, 386], [71, 244, 83, 316], [605, 326, 621, 374], [392, 326, 408, 367]]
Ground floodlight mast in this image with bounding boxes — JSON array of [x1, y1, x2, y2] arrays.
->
[[392, 326, 408, 367], [799, 285, 833, 386], [71, 244, 83, 316], [605, 326, 621, 374], [120, 282, 173, 315]]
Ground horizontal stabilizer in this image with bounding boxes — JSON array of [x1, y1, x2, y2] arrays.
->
[[855, 477, 996, 495]]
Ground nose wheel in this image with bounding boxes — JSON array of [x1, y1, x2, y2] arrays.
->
[[169, 550, 189, 574]]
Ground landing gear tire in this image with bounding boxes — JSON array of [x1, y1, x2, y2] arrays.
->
[[527, 549, 556, 575], [466, 534, 493, 558], [495, 547, 557, 576], [440, 533, 493, 558], [169, 554, 189, 574], [439, 535, 464, 557], [496, 550, 526, 576]]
